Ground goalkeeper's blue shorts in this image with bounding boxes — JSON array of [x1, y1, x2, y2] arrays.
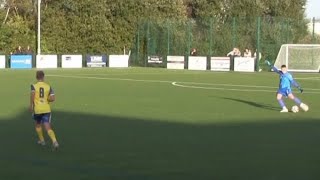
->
[[277, 88, 292, 97]]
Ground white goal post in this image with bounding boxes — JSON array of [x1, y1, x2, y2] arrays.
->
[[274, 44, 320, 72]]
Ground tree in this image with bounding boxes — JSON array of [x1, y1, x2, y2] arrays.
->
[[40, 0, 187, 54], [180, 0, 308, 57], [0, 0, 36, 53], [0, 0, 310, 59]]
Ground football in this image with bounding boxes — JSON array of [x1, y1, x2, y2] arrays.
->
[[291, 105, 299, 113]]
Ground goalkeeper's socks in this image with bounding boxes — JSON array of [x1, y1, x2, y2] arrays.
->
[[278, 99, 286, 108], [294, 97, 302, 105]]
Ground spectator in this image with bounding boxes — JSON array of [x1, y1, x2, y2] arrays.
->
[[15, 46, 23, 55], [190, 48, 197, 56], [243, 48, 252, 57], [227, 47, 241, 71], [227, 47, 241, 57], [254, 49, 262, 60], [25, 45, 33, 55], [254, 49, 262, 72]]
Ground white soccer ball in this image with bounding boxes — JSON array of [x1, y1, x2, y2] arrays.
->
[[291, 105, 299, 113]]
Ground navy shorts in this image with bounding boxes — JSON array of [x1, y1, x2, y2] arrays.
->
[[33, 113, 51, 124], [277, 88, 292, 97]]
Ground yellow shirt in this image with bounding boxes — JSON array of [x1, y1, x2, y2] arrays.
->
[[31, 81, 54, 114]]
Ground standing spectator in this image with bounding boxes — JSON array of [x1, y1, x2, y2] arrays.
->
[[190, 48, 197, 56], [254, 49, 262, 59], [26, 45, 33, 55], [227, 47, 241, 57], [227, 47, 241, 71], [243, 48, 252, 57], [254, 49, 262, 71], [15, 46, 23, 54]]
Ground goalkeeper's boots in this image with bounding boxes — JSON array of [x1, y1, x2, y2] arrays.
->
[[300, 103, 309, 112], [280, 107, 289, 113]]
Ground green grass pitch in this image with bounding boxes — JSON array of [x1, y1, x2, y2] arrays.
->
[[0, 68, 319, 180]]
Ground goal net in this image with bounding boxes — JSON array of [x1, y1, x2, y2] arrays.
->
[[274, 44, 320, 72]]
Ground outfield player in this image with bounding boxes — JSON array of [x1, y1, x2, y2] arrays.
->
[[266, 60, 309, 112], [29, 70, 59, 149]]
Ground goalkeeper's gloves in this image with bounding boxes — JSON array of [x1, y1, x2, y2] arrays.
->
[[265, 60, 271, 66], [298, 87, 303, 93]]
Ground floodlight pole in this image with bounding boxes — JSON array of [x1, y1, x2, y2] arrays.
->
[[37, 0, 41, 55]]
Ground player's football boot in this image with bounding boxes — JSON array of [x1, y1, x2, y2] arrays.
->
[[280, 107, 289, 113], [52, 141, 59, 150], [37, 140, 46, 146], [300, 103, 309, 112]]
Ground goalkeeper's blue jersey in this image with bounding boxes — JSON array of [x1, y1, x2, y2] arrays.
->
[[279, 71, 294, 89]]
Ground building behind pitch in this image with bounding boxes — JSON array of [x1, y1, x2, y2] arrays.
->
[[307, 17, 320, 35]]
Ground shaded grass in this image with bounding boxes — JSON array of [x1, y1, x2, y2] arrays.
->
[[0, 110, 320, 180]]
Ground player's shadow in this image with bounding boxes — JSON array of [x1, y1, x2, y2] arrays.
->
[[0, 110, 320, 180], [221, 97, 279, 111]]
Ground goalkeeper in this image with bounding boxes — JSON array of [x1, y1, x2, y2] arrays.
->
[[265, 60, 309, 112]]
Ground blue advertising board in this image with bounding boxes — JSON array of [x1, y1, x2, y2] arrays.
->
[[86, 55, 107, 67], [10, 55, 32, 69]]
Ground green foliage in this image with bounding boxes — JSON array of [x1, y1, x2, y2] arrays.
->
[[39, 0, 187, 54], [0, 0, 311, 57], [6, 15, 35, 49], [182, 0, 307, 54]]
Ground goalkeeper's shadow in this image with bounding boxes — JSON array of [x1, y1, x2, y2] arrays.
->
[[221, 97, 279, 111]]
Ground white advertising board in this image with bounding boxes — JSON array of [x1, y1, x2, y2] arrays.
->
[[0, 55, 5, 69], [109, 55, 129, 68], [210, 57, 230, 71], [148, 56, 163, 64], [61, 55, 83, 68], [167, 56, 185, 70], [86, 55, 107, 67], [188, 56, 207, 71], [234, 57, 255, 72], [36, 55, 58, 68]]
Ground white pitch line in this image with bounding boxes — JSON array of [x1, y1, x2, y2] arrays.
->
[[172, 82, 276, 93], [177, 81, 277, 89], [70, 72, 177, 76], [295, 77, 320, 80], [172, 82, 320, 94], [180, 82, 320, 91], [58, 71, 211, 77], [47, 74, 173, 83], [47, 74, 320, 93]]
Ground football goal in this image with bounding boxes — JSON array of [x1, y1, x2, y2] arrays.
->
[[274, 44, 320, 72]]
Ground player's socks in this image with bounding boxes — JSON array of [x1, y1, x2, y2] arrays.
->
[[293, 97, 302, 105], [47, 129, 57, 143], [278, 99, 288, 112], [36, 126, 45, 142], [278, 99, 286, 108]]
